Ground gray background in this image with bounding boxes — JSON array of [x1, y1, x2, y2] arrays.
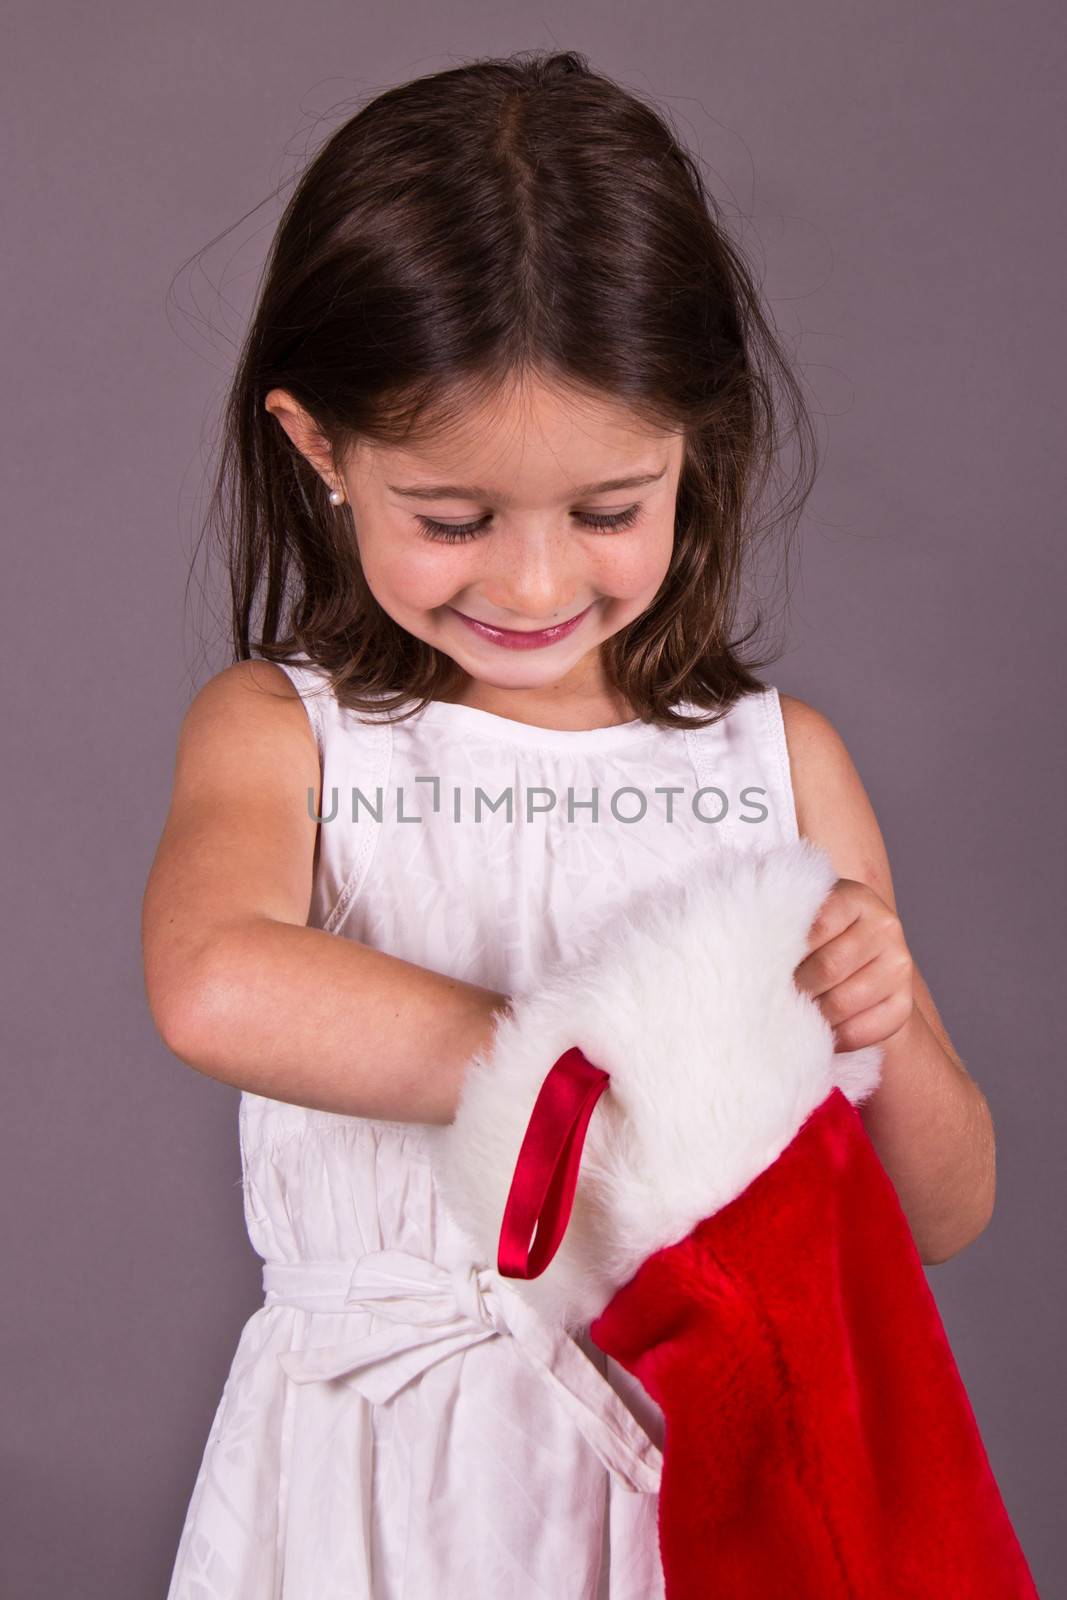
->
[[4, 4, 1064, 1595]]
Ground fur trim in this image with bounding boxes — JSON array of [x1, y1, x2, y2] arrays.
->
[[424, 838, 884, 1333]]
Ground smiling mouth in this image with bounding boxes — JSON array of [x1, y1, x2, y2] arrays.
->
[[469, 614, 580, 633], [449, 604, 594, 647]]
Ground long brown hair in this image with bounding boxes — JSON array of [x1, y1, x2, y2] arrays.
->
[[194, 48, 819, 729]]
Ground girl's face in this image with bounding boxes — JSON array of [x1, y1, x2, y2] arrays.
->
[[268, 374, 686, 719]]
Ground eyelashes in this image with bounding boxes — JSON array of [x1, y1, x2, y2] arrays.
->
[[414, 505, 643, 545]]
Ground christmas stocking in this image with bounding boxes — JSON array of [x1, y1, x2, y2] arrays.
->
[[425, 838, 1038, 1599]]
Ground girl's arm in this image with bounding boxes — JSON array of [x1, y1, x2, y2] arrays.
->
[[141, 661, 510, 1125], [780, 693, 996, 1266]]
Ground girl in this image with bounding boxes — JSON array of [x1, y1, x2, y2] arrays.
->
[[144, 48, 995, 1599]]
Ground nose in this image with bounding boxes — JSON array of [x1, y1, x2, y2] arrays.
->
[[477, 530, 584, 625]]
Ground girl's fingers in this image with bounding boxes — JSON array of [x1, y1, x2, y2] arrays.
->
[[812, 949, 896, 1028], [794, 920, 881, 999], [829, 990, 914, 1052]]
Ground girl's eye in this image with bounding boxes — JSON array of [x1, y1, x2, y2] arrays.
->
[[414, 505, 642, 545]]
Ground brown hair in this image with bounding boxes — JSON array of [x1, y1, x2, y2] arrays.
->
[[194, 48, 818, 729]]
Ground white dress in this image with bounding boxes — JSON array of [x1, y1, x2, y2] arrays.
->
[[165, 654, 800, 1600]]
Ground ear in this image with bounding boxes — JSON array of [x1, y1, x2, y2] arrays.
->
[[264, 388, 337, 486]]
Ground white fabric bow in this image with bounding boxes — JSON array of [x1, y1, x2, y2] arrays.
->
[[265, 1247, 663, 1494]]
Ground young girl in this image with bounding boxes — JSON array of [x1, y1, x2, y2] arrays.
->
[[144, 48, 996, 1599]]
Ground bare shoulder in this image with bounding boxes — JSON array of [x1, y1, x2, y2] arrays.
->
[[163, 656, 323, 860], [173, 659, 319, 793], [159, 659, 323, 870], [180, 658, 317, 748], [143, 659, 323, 1050], [777, 691, 896, 911]]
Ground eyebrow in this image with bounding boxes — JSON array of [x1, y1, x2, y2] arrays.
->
[[385, 465, 669, 501]]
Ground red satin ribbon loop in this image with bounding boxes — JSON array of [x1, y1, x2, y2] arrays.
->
[[497, 1046, 611, 1280]]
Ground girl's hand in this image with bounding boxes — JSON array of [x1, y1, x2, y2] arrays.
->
[[793, 877, 916, 1052]]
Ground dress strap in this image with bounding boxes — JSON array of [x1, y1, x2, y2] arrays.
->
[[681, 684, 799, 849], [257, 653, 395, 934]]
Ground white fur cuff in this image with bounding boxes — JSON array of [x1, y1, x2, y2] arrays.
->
[[424, 838, 884, 1333]]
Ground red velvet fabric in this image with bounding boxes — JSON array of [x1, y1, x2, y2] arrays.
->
[[588, 1087, 1038, 1599]]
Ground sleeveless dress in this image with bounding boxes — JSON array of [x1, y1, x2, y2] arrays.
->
[[165, 653, 800, 1600]]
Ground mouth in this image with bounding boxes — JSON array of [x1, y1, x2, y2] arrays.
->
[[448, 604, 594, 650]]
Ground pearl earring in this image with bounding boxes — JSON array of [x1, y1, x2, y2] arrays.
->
[[328, 485, 344, 506]]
